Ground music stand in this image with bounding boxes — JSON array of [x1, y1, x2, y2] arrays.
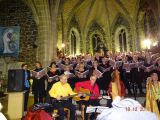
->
[[130, 82, 138, 100], [86, 106, 108, 114]]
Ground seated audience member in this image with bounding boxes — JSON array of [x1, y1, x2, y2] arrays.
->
[[75, 75, 101, 120], [49, 74, 79, 120]]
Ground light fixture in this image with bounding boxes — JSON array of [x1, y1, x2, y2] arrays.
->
[[62, 43, 65, 48], [153, 41, 158, 46], [143, 39, 151, 49]]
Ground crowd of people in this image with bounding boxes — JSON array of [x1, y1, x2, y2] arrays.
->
[[22, 51, 160, 120]]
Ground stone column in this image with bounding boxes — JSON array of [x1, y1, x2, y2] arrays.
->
[[27, 0, 60, 66], [50, 0, 61, 61], [157, 0, 160, 41], [29, 0, 50, 66], [130, 23, 137, 51]]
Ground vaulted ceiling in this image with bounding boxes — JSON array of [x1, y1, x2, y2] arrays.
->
[[61, 0, 139, 32]]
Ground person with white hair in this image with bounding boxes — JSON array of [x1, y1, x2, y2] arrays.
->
[[97, 96, 159, 120], [0, 103, 7, 120]]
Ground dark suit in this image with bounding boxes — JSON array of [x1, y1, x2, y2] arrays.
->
[[22, 69, 30, 111]]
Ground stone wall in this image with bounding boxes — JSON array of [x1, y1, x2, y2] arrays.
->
[[0, 0, 37, 67]]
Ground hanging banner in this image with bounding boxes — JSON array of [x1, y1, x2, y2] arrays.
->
[[0, 26, 20, 57]]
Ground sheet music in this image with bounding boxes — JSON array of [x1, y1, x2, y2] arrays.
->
[[56, 60, 62, 67], [47, 66, 51, 71], [85, 64, 92, 69], [48, 75, 59, 81], [86, 106, 108, 113], [123, 63, 130, 72], [140, 65, 146, 70], [115, 61, 123, 68], [137, 61, 144, 66], [140, 64, 156, 72], [109, 59, 115, 67], [75, 70, 89, 78], [129, 63, 136, 69], [151, 53, 160, 60], [31, 68, 46, 79], [47, 66, 61, 72], [102, 95, 111, 100], [99, 66, 111, 73], [146, 65, 155, 72], [93, 69, 103, 78], [61, 64, 73, 70], [64, 71, 75, 77]]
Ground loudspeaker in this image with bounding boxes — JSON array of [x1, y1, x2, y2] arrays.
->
[[8, 69, 24, 92]]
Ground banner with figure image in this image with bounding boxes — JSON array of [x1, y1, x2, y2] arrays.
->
[[0, 26, 20, 57]]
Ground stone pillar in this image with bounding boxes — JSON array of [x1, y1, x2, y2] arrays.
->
[[157, 0, 160, 41], [82, 31, 87, 54], [130, 23, 137, 51], [30, 0, 51, 66], [51, 0, 61, 61], [28, 0, 60, 66]]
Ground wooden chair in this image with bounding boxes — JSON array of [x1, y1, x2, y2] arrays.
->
[[81, 104, 85, 120], [49, 96, 71, 120], [53, 108, 70, 120]]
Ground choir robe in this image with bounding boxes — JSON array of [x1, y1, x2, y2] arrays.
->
[[47, 70, 61, 91], [130, 67, 144, 93], [99, 63, 113, 90], [32, 68, 46, 103]]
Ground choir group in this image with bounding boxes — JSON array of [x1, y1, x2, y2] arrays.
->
[[23, 51, 160, 120]]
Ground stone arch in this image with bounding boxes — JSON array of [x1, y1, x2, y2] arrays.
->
[[67, 16, 81, 56], [86, 22, 106, 54], [137, 1, 158, 50], [111, 13, 132, 52], [68, 28, 81, 56]]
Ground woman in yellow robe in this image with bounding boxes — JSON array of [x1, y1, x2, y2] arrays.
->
[[146, 73, 160, 118]]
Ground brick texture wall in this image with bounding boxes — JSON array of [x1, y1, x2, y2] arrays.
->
[[0, 0, 38, 66]]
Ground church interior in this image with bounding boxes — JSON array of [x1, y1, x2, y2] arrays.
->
[[0, 0, 160, 120]]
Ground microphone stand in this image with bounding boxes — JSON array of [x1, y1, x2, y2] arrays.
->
[[131, 82, 138, 100]]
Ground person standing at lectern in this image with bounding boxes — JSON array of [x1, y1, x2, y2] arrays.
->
[[21, 63, 30, 111]]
